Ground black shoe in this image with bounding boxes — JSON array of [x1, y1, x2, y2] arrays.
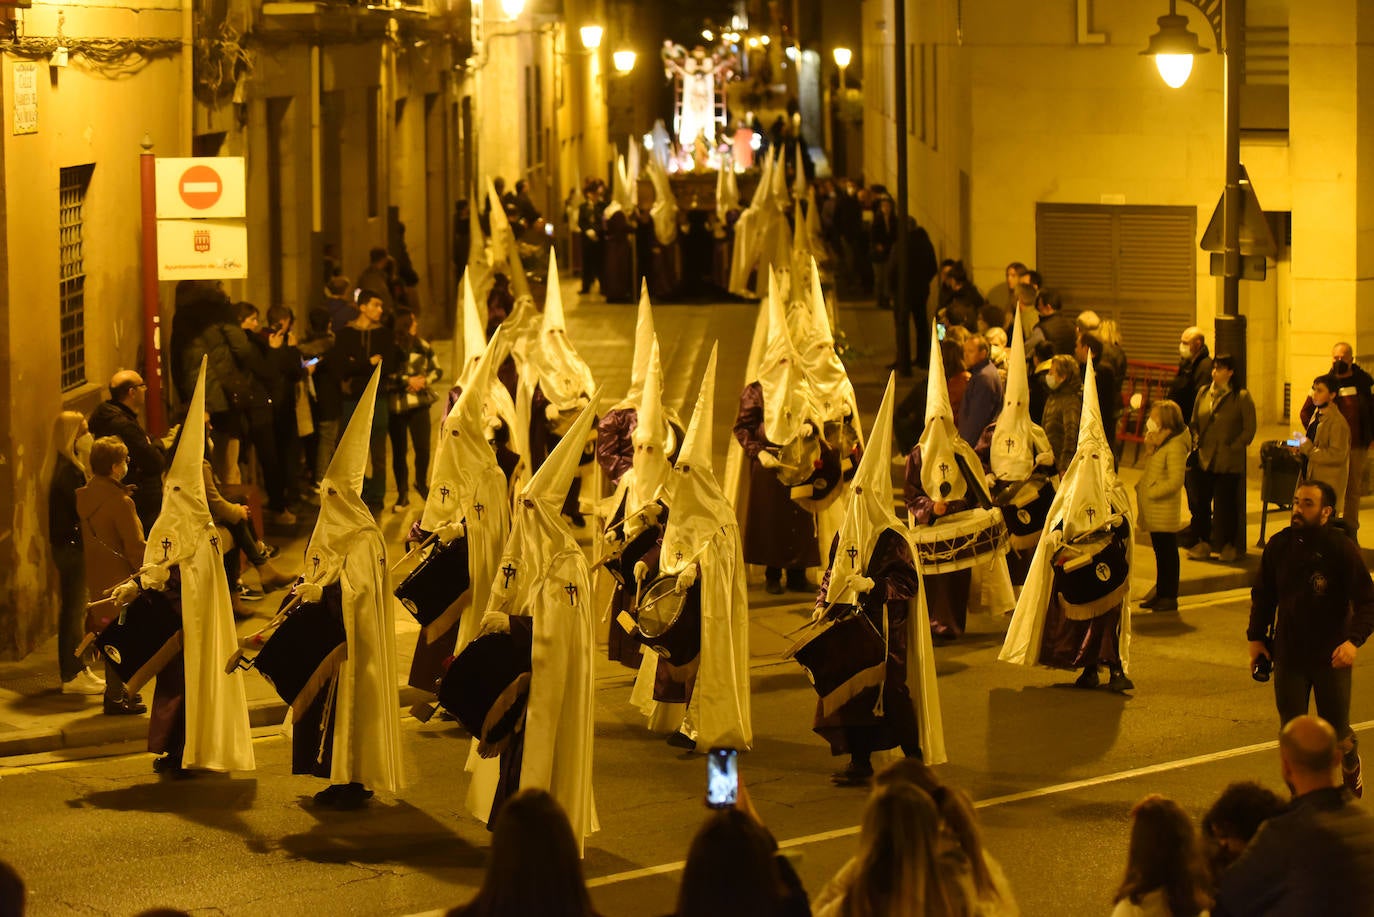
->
[[332, 782, 375, 809], [1145, 597, 1178, 612], [830, 759, 875, 787], [1074, 666, 1100, 689], [237, 583, 264, 603], [257, 543, 280, 561], [104, 695, 148, 716], [930, 630, 957, 646], [1140, 587, 1157, 605], [1106, 669, 1135, 693], [665, 731, 697, 751], [785, 575, 812, 593], [764, 579, 785, 595]]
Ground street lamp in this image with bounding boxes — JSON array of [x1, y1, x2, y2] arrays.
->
[[579, 24, 603, 50], [1142, 0, 1251, 549], [500, 0, 525, 19], [613, 49, 637, 74], [1140, 1, 1209, 88], [832, 46, 852, 70]]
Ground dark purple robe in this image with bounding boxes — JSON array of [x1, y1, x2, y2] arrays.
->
[[602, 211, 635, 303], [972, 421, 1053, 587], [733, 382, 820, 570], [811, 531, 922, 756], [903, 445, 979, 637], [530, 384, 592, 518], [596, 407, 637, 487], [603, 496, 667, 668]]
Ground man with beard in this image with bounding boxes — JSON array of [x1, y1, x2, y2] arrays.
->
[[1299, 343, 1374, 542], [1249, 479, 1374, 797]]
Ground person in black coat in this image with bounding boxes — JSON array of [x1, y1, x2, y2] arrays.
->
[[87, 371, 165, 532], [1169, 327, 1213, 423]]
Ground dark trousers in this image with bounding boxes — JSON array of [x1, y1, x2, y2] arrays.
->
[[580, 241, 604, 293], [387, 406, 432, 503], [894, 289, 932, 371], [54, 544, 87, 682], [272, 404, 302, 506], [1150, 532, 1179, 599], [241, 417, 288, 513], [873, 259, 893, 309], [1190, 469, 1241, 549], [221, 516, 268, 586], [1274, 662, 1357, 762]]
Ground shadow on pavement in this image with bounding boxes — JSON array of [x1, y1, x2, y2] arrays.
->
[[986, 684, 1128, 785], [276, 799, 486, 873]]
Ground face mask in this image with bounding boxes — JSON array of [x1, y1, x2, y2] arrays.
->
[[1333, 360, 1352, 376], [1146, 418, 1160, 434], [74, 433, 94, 456], [1045, 375, 1062, 391], [1179, 343, 1192, 359]]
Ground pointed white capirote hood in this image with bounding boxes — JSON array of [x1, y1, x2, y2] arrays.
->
[[524, 388, 602, 510], [454, 268, 488, 391], [826, 373, 899, 603], [756, 267, 808, 444], [166, 357, 209, 510], [423, 341, 504, 534], [660, 345, 734, 576], [531, 249, 596, 409], [326, 364, 382, 498], [918, 322, 966, 501], [629, 340, 672, 509], [486, 177, 513, 269], [622, 281, 657, 407], [792, 142, 808, 199], [991, 307, 1036, 480]]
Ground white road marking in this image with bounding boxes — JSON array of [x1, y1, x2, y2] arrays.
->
[[583, 719, 1374, 889]]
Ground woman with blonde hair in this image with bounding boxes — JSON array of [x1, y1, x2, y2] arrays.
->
[[1136, 399, 1190, 612], [45, 411, 105, 695], [826, 782, 975, 917]]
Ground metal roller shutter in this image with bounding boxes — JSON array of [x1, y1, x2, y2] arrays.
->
[[1036, 203, 1197, 365]]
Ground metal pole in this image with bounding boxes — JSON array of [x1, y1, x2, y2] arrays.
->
[[893, 0, 910, 368], [1217, 0, 1248, 552], [138, 136, 166, 437]]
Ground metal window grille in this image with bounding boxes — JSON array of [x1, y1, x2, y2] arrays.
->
[[59, 164, 94, 391]]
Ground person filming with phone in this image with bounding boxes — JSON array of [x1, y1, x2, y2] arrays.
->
[[1249, 480, 1374, 797]]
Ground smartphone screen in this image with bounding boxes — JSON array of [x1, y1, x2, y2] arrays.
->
[[304, 357, 320, 368], [706, 747, 738, 808], [936, 322, 947, 342]]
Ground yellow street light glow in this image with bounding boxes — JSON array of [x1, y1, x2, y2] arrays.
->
[[580, 25, 603, 49], [500, 0, 525, 18], [746, 36, 760, 48], [760, 35, 770, 46], [833, 47, 852, 68], [613, 49, 637, 73], [1154, 53, 1194, 88], [702, 29, 714, 41]]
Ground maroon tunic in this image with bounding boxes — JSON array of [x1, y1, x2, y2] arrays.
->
[[903, 444, 979, 637], [596, 407, 638, 487], [733, 382, 820, 570], [811, 531, 922, 756], [972, 421, 1052, 586], [529, 384, 592, 518], [602, 211, 635, 303], [603, 495, 666, 668]]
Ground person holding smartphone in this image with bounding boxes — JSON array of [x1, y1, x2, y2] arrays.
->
[[1249, 479, 1374, 798]]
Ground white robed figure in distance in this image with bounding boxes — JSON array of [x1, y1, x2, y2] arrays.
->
[[467, 393, 602, 855], [136, 358, 254, 775], [632, 345, 753, 752]]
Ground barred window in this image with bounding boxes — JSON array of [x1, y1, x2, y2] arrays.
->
[[59, 164, 94, 392]]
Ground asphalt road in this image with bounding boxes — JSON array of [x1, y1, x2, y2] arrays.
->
[[4, 589, 1372, 917]]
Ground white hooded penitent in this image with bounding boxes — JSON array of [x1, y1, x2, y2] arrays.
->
[[990, 308, 1053, 483]]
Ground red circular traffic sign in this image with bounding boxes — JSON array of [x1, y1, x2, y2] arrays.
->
[[178, 164, 223, 210]]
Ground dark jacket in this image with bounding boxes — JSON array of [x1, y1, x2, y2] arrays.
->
[[1192, 384, 1258, 475], [1027, 311, 1077, 356], [334, 322, 396, 400], [907, 224, 939, 302], [958, 359, 1003, 446], [1168, 344, 1213, 422], [1300, 362, 1374, 449], [48, 455, 85, 549], [870, 211, 896, 264], [1214, 787, 1374, 917], [1042, 376, 1083, 474], [88, 400, 164, 529], [184, 319, 273, 422], [1249, 522, 1374, 668]]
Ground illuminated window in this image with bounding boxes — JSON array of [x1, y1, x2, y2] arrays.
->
[[59, 164, 94, 392]]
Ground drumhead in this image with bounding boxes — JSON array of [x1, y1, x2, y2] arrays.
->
[[638, 578, 688, 638]]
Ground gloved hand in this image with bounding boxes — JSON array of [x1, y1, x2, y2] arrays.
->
[[138, 564, 171, 591], [757, 451, 781, 469], [544, 404, 561, 423], [633, 560, 649, 584], [853, 575, 876, 595], [111, 579, 142, 606], [604, 527, 624, 546], [675, 565, 698, 594], [642, 502, 664, 523], [479, 611, 511, 635], [295, 582, 324, 603], [800, 422, 815, 438], [434, 520, 466, 543], [811, 605, 828, 623]]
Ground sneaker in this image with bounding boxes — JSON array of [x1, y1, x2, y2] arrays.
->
[[256, 542, 280, 561], [103, 694, 148, 716], [930, 630, 957, 646], [1219, 544, 1241, 564], [62, 669, 106, 695], [1146, 597, 1178, 612], [237, 583, 264, 602], [1187, 542, 1213, 561], [1344, 754, 1363, 799]]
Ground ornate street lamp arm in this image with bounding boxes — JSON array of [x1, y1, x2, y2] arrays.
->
[[1177, 0, 1223, 46]]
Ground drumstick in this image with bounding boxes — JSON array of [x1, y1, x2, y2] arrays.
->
[[317, 673, 340, 765], [389, 532, 439, 574]]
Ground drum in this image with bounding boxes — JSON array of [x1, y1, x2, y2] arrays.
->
[[993, 475, 1057, 551], [910, 506, 1010, 575], [438, 615, 534, 756], [394, 535, 472, 627], [1052, 521, 1131, 620], [253, 583, 348, 722], [784, 605, 887, 717], [96, 578, 184, 694], [636, 575, 702, 666]]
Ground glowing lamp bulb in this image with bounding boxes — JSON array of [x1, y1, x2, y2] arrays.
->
[[833, 47, 852, 69], [580, 25, 603, 50], [1154, 53, 1194, 88]]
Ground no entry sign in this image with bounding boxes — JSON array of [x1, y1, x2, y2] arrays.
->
[[154, 157, 245, 219]]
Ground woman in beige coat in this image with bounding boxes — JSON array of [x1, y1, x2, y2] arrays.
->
[[1299, 374, 1351, 513], [77, 436, 147, 715], [1137, 400, 1190, 612]]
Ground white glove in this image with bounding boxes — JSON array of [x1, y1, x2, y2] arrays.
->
[[853, 575, 877, 595], [633, 560, 650, 583], [800, 422, 815, 438], [138, 564, 171, 591], [111, 579, 142, 606], [757, 451, 781, 469], [544, 404, 561, 422], [604, 528, 624, 546], [811, 605, 827, 623], [433, 520, 467, 543], [675, 565, 698, 594], [295, 582, 324, 603], [642, 502, 664, 523], [479, 611, 511, 635]]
